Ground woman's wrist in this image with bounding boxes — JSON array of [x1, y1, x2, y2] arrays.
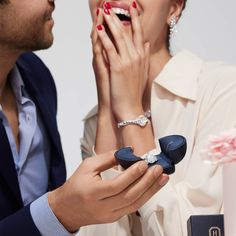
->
[[97, 107, 118, 133], [113, 106, 145, 123], [98, 107, 116, 121]]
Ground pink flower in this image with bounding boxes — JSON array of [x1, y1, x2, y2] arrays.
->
[[202, 129, 236, 164]]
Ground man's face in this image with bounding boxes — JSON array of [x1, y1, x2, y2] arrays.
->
[[0, 0, 55, 52]]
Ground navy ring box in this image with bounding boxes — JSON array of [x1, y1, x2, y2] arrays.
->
[[115, 135, 187, 174]]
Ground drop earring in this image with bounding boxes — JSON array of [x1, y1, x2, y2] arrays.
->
[[169, 16, 177, 39]]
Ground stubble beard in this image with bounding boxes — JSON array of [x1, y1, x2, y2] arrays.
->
[[0, 13, 54, 52]]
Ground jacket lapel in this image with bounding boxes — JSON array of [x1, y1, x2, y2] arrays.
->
[[16, 56, 66, 189], [16, 59, 63, 159], [0, 120, 23, 207]]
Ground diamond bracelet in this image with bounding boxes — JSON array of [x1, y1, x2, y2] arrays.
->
[[117, 110, 151, 128]]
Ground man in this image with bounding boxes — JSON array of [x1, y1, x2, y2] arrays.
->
[[0, 0, 168, 235]]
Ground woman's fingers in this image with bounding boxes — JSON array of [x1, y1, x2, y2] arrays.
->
[[91, 8, 104, 55], [91, 8, 110, 106], [102, 7, 132, 61], [91, 8, 110, 75], [96, 24, 119, 65], [144, 42, 150, 86], [130, 1, 144, 55], [96, 2, 147, 65]]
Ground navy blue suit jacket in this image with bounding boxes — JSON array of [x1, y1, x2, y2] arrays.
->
[[0, 52, 67, 235]]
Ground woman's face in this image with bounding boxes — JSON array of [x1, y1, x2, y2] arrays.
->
[[89, 0, 183, 52]]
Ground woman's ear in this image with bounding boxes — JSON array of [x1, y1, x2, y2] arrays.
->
[[167, 0, 185, 25]]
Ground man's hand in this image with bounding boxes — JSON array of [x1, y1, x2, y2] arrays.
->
[[48, 151, 169, 232]]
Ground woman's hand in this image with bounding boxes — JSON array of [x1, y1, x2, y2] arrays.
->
[[96, 2, 150, 121], [91, 8, 120, 154], [91, 8, 111, 111], [96, 2, 155, 157]]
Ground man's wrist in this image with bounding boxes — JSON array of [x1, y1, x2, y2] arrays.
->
[[48, 188, 78, 233], [30, 193, 78, 236]]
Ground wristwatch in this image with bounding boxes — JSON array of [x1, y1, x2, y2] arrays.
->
[[117, 115, 150, 128]]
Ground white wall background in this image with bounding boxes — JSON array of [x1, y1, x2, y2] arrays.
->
[[37, 0, 236, 177]]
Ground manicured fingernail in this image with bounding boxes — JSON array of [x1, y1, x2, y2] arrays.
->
[[132, 1, 137, 8], [104, 8, 110, 15], [159, 174, 169, 186], [96, 9, 100, 16], [138, 161, 148, 174], [97, 24, 103, 31], [104, 1, 111, 9]]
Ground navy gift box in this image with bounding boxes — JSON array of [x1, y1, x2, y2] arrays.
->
[[187, 215, 224, 236]]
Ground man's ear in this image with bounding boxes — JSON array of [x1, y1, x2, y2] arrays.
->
[[167, 0, 185, 25]]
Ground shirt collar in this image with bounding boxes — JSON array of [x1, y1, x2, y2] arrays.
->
[[8, 65, 25, 104], [153, 50, 204, 101]]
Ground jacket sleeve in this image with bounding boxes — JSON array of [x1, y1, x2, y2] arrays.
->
[[0, 204, 41, 236]]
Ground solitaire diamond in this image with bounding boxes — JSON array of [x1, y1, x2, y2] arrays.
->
[[143, 153, 158, 164]]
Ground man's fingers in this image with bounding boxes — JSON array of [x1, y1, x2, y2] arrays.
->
[[114, 174, 169, 216], [103, 165, 163, 209], [88, 150, 118, 173], [97, 161, 148, 198]]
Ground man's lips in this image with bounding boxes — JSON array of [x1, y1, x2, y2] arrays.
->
[[45, 10, 54, 21], [45, 4, 55, 21], [45, 15, 53, 21]]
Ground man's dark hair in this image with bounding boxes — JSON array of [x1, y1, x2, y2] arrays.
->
[[181, 0, 187, 17], [0, 0, 10, 4], [183, 0, 187, 11]]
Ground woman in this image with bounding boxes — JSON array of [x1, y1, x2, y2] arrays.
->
[[80, 0, 236, 235]]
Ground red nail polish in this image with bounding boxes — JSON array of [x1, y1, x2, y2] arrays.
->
[[96, 9, 100, 16], [97, 24, 103, 31], [132, 1, 137, 8], [104, 8, 110, 15], [104, 2, 111, 9]]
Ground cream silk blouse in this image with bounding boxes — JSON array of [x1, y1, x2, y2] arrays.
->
[[79, 51, 236, 236]]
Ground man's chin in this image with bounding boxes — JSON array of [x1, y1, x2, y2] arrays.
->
[[26, 37, 54, 52]]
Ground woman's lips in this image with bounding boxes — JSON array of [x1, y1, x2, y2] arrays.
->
[[103, 1, 132, 26], [108, 1, 130, 12]]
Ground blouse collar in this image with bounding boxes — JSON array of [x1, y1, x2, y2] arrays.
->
[[153, 50, 203, 101]]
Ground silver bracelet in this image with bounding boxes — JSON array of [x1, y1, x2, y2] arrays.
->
[[117, 114, 150, 128], [144, 110, 151, 119]]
